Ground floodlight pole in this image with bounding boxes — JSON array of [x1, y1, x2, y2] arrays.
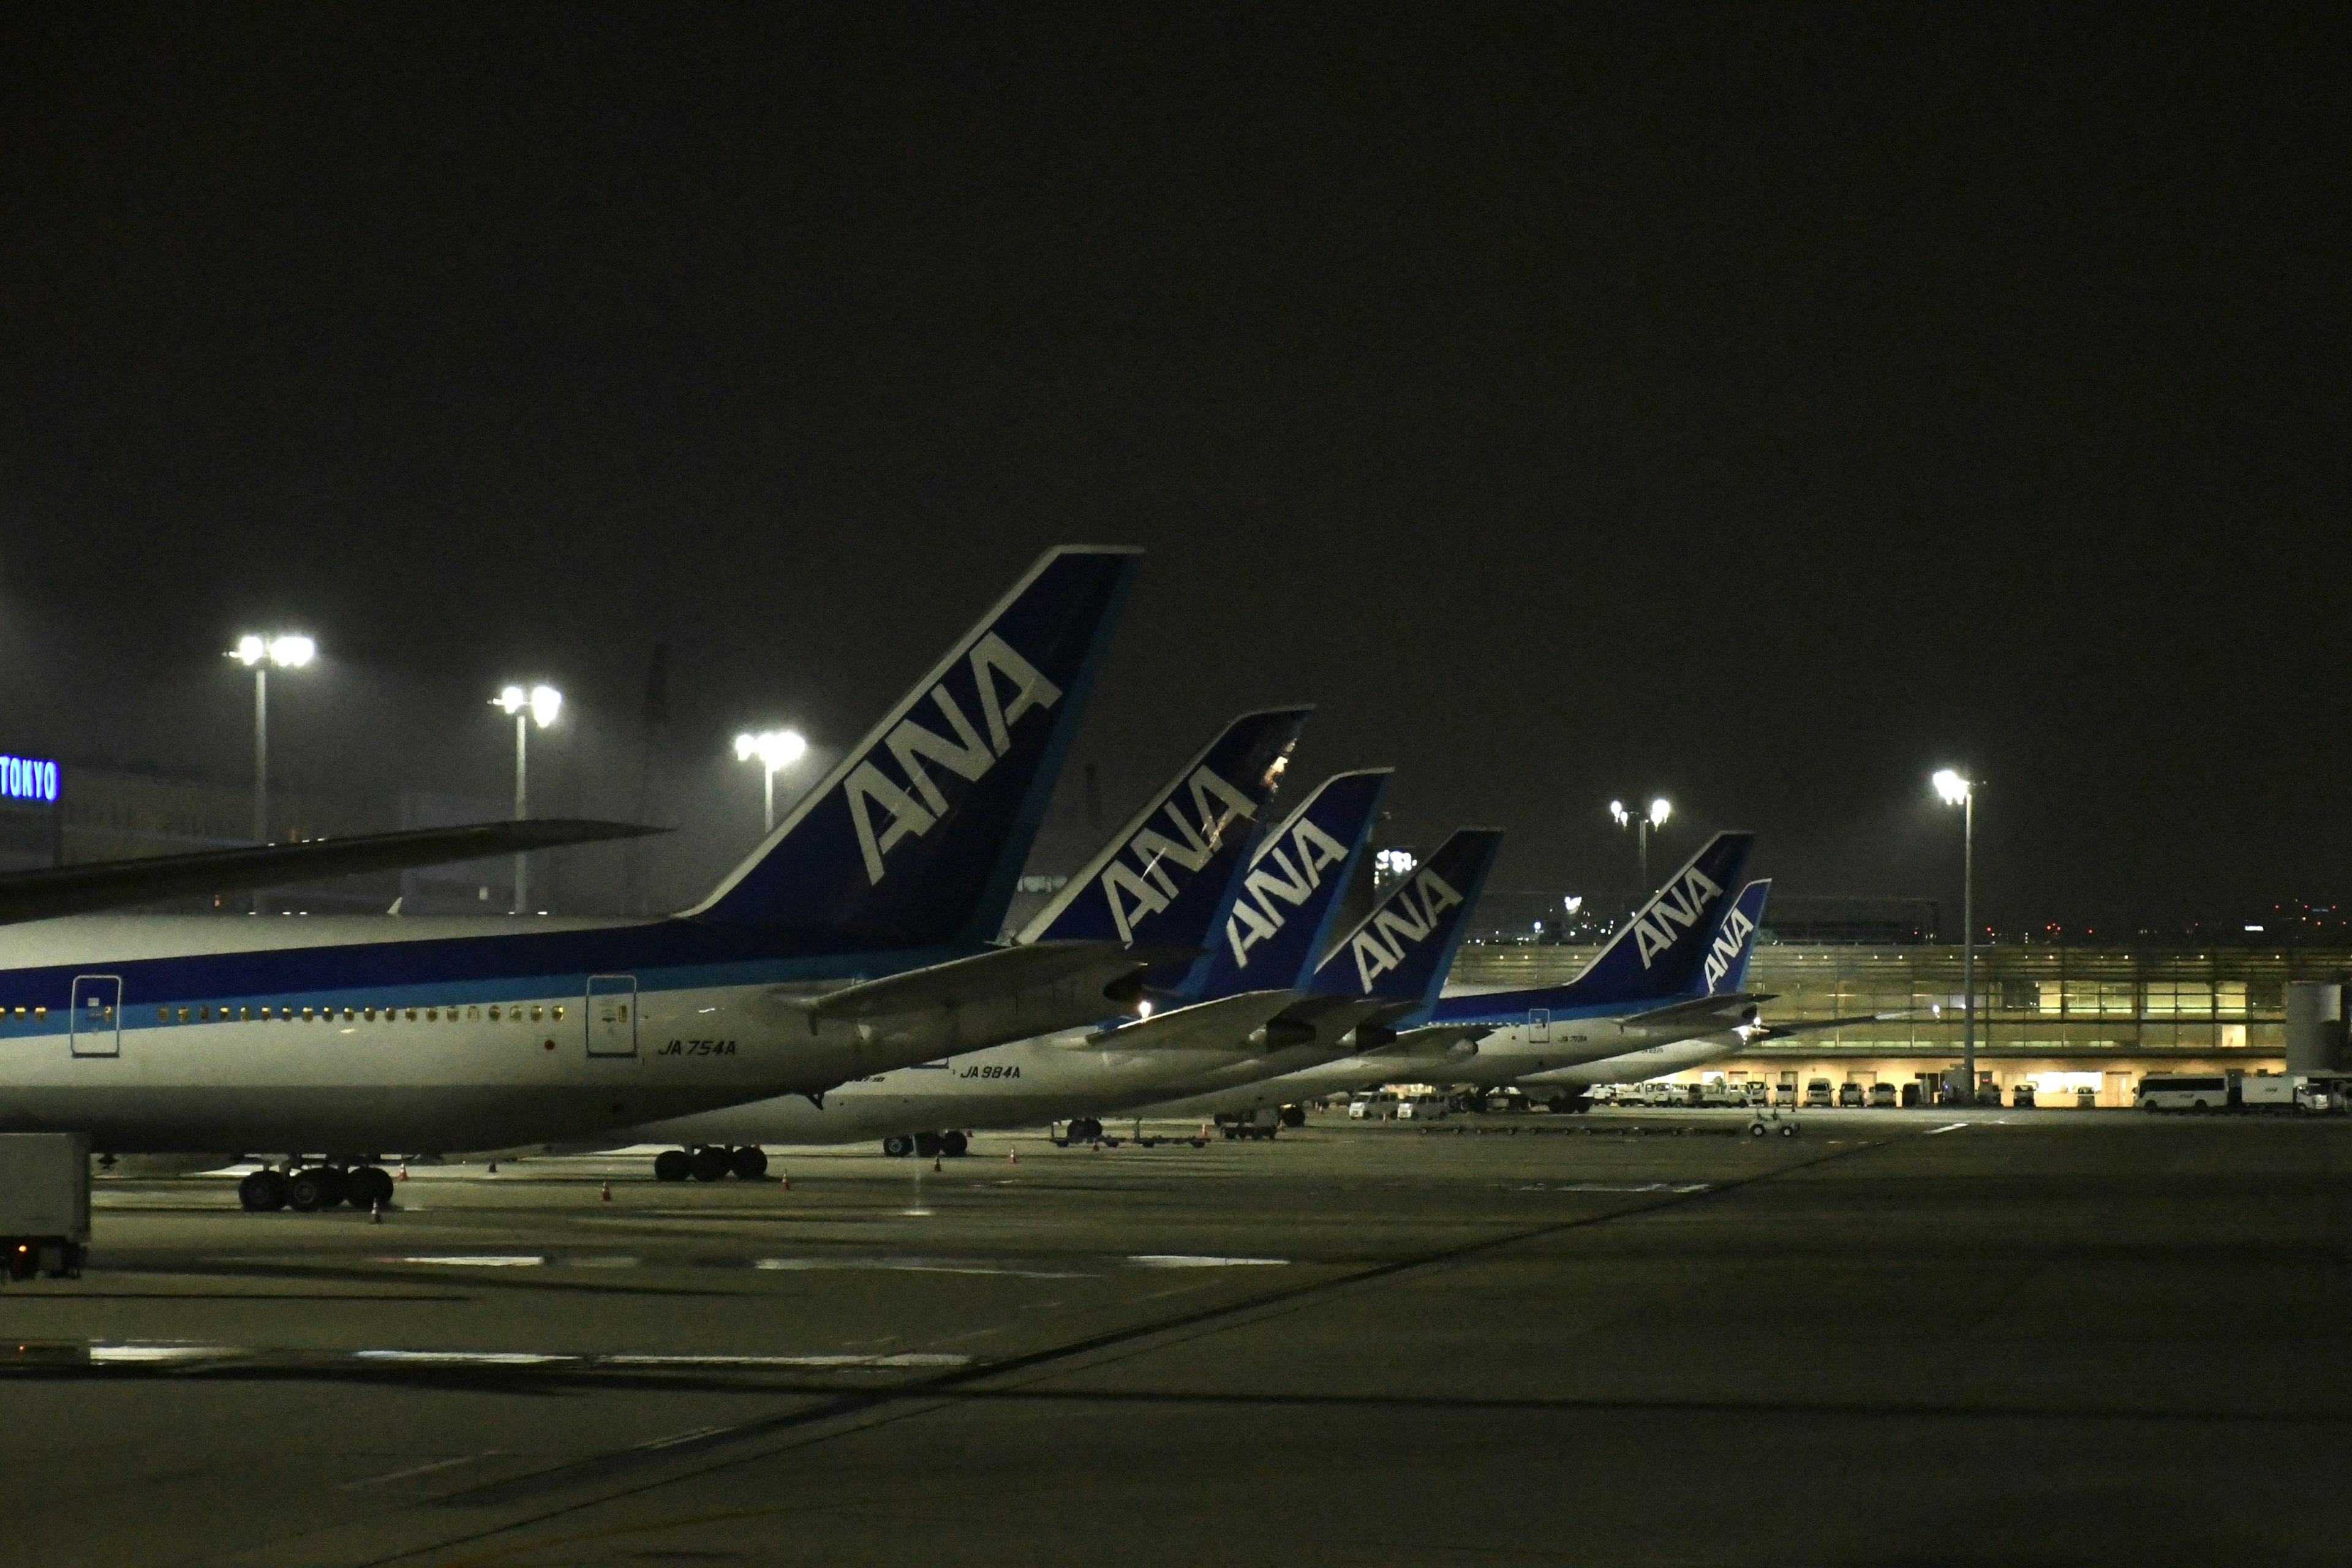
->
[[513, 713, 530, 916], [251, 665, 268, 913], [1961, 786, 1976, 1102]]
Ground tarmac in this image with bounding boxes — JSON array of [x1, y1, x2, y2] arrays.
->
[[3, 1107, 2348, 1566]]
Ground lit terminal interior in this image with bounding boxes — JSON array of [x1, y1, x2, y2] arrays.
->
[[1447, 940, 2345, 1106]]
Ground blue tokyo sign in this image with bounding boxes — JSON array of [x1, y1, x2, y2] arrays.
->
[[1, 753, 60, 804]]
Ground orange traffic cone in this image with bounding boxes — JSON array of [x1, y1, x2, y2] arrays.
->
[[1008, 1150, 1019, 1164], [397, 1161, 408, 1182], [932, 1154, 942, 1172], [369, 1201, 383, 1224], [599, 1181, 611, 1202], [779, 1172, 790, 1190]]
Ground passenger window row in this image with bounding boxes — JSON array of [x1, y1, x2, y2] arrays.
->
[[148, 1003, 566, 1024]]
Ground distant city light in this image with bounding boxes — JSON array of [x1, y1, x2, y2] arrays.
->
[[0, 753, 59, 804]]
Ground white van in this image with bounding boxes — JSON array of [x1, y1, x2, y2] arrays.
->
[[2136, 1074, 2228, 1113]]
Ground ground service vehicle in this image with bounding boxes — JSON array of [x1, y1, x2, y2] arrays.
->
[[1216, 1107, 1283, 1139], [2138, 1074, 2228, 1112], [2012, 1084, 2037, 1108], [0, 1133, 89, 1280], [1806, 1079, 1833, 1108], [1869, 1083, 1898, 1108], [1838, 1082, 1864, 1108]]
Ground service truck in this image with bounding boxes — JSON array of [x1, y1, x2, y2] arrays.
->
[[0, 1133, 90, 1281]]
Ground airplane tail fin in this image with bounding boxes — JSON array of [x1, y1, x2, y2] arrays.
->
[[1556, 831, 1755, 1006], [1196, 769, 1392, 999], [1700, 879, 1771, 995], [687, 546, 1139, 948], [1018, 707, 1311, 992], [1308, 827, 1505, 1020]]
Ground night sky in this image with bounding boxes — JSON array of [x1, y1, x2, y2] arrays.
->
[[2, 7, 2344, 930]]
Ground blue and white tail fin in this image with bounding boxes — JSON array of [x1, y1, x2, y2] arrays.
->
[[1433, 831, 1753, 1022], [1700, 879, 1771, 995], [687, 546, 1139, 948], [1195, 769, 1391, 1000], [1018, 707, 1311, 994], [1307, 827, 1504, 1022]]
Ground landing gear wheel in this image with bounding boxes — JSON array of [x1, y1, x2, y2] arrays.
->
[[286, 1169, 337, 1212], [239, 1169, 288, 1212], [728, 1145, 768, 1180], [1068, 1118, 1102, 1144], [687, 1145, 731, 1182], [940, 1131, 968, 1158], [913, 1132, 943, 1159], [881, 1135, 915, 1158], [653, 1149, 691, 1182]]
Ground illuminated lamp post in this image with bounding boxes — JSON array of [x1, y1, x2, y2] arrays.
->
[[1933, 768, 1978, 1104], [493, 684, 562, 913], [228, 632, 315, 912], [1609, 795, 1672, 895], [735, 728, 809, 834]]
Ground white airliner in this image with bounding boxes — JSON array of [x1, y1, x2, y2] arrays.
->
[[622, 765, 1393, 1166], [0, 546, 1166, 1211]]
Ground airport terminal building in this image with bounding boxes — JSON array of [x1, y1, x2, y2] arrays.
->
[[1449, 940, 2346, 1106]]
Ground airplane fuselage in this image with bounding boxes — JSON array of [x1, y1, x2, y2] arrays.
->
[[0, 913, 1071, 1153]]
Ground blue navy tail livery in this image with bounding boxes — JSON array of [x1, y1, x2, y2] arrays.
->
[[1020, 708, 1310, 968], [1197, 770, 1391, 998], [1431, 831, 1752, 1024], [1310, 828, 1504, 1016], [690, 546, 1138, 947]]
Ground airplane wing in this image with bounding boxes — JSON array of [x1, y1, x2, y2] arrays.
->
[[793, 940, 1199, 1022], [1079, 989, 1297, 1050], [0, 818, 664, 926]]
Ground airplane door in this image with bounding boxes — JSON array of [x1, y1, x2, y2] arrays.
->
[[586, 974, 638, 1057], [1529, 1007, 1550, 1043], [70, 974, 122, 1058]]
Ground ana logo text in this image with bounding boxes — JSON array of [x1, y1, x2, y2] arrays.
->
[[1701, 902, 1757, 991], [1098, 766, 1262, 944], [1350, 867, 1465, 992], [1223, 813, 1351, 967], [843, 632, 1061, 884], [1630, 867, 1725, 970]]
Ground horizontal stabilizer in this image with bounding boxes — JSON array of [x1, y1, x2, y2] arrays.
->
[[1618, 989, 1777, 1029], [1362, 1022, 1491, 1060], [793, 940, 1191, 1021], [1080, 989, 1297, 1051], [0, 818, 663, 926], [1748, 1011, 1898, 1040]]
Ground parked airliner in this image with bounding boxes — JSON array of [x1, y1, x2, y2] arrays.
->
[[0, 546, 1153, 1211]]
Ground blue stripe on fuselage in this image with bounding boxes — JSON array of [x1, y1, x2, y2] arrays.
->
[[0, 918, 973, 1025]]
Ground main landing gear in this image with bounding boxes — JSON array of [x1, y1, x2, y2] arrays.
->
[[652, 1145, 769, 1182], [238, 1161, 397, 1213], [881, 1131, 968, 1158]]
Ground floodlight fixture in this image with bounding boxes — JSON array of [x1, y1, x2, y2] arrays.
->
[[736, 727, 810, 833]]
